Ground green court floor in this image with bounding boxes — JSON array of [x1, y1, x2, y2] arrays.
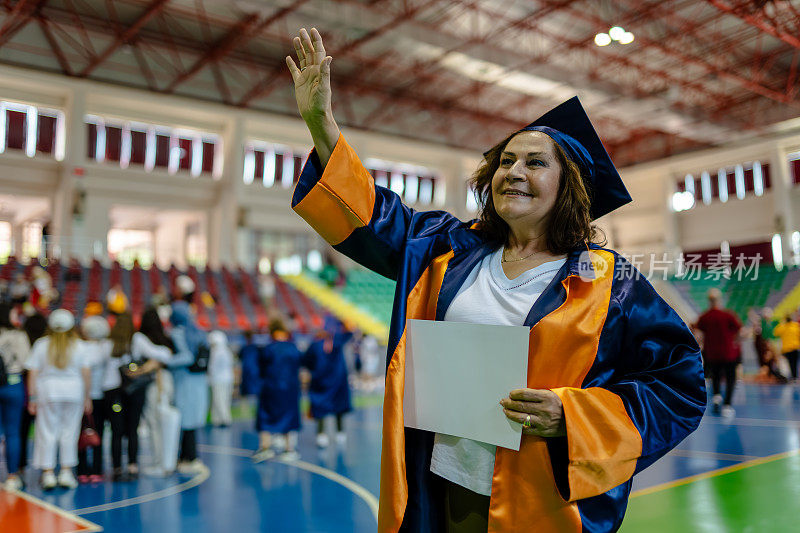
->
[[622, 451, 800, 532]]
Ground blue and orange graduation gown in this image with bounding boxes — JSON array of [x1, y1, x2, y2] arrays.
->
[[292, 135, 706, 532], [302, 331, 354, 419], [257, 334, 302, 434]]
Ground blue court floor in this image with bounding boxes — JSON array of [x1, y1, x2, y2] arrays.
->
[[12, 382, 800, 532]]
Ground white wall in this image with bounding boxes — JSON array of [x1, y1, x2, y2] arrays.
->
[[0, 64, 799, 268]]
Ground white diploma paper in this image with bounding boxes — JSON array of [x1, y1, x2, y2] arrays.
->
[[403, 319, 530, 450]]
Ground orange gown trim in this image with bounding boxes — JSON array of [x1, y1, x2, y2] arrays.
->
[[291, 135, 375, 246], [378, 251, 453, 532]]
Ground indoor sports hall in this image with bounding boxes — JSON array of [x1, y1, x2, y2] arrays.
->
[[0, 1, 799, 532]]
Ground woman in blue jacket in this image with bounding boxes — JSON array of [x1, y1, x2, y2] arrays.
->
[[168, 295, 209, 475]]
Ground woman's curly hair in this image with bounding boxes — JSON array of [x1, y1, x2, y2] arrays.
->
[[468, 131, 606, 254]]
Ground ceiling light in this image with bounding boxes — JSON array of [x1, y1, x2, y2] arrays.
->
[[594, 33, 611, 46], [618, 31, 635, 45], [609, 26, 626, 41]]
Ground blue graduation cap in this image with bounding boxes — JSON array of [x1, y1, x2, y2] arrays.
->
[[488, 96, 632, 220]]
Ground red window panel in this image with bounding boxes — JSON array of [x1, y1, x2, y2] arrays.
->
[[374, 169, 388, 188], [253, 150, 264, 183], [743, 167, 755, 192], [762, 163, 771, 189], [154, 133, 170, 168], [86, 122, 98, 159], [293, 155, 303, 182], [201, 141, 215, 174], [178, 137, 192, 171], [693, 177, 703, 201], [676, 180, 686, 193], [5, 109, 26, 151], [791, 159, 800, 185], [274, 152, 284, 185], [726, 170, 737, 198], [130, 129, 146, 166], [729, 240, 773, 265], [710, 173, 719, 199], [105, 125, 122, 162], [36, 114, 56, 154]]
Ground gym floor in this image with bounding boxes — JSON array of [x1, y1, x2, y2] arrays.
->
[[2, 383, 799, 532]]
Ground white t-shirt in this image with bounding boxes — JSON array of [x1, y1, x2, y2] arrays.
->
[[26, 337, 89, 402], [429, 248, 566, 496], [208, 344, 234, 385], [82, 339, 112, 400], [102, 332, 173, 391]]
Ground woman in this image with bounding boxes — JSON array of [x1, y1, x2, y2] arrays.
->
[[18, 312, 47, 473], [774, 315, 800, 380], [168, 299, 209, 475], [0, 302, 31, 490], [208, 330, 234, 427], [287, 28, 705, 532], [103, 312, 166, 481], [302, 325, 353, 448], [25, 309, 91, 490], [139, 307, 178, 476], [253, 320, 302, 462], [77, 315, 111, 483]]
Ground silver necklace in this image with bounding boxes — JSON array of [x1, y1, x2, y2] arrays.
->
[[501, 247, 543, 263]]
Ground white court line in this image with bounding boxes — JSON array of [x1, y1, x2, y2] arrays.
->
[[6, 488, 103, 532], [703, 416, 800, 428], [70, 465, 210, 515], [197, 443, 380, 523], [667, 449, 759, 462]]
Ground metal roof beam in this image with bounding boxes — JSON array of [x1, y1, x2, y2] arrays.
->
[[79, 0, 170, 77], [166, 1, 309, 93], [705, 0, 800, 50], [237, 0, 442, 106]]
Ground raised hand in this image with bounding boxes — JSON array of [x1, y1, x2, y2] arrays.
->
[[286, 27, 340, 166], [286, 28, 332, 122]]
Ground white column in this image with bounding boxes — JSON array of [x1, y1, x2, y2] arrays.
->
[[80, 194, 111, 263], [208, 116, 243, 268], [771, 146, 795, 263], [50, 87, 87, 258], [661, 169, 681, 261], [155, 214, 187, 270]]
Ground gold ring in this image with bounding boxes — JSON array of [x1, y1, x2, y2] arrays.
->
[[523, 415, 532, 429]]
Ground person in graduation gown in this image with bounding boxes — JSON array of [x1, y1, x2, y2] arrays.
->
[[302, 321, 354, 448], [252, 320, 302, 462], [286, 28, 705, 533]]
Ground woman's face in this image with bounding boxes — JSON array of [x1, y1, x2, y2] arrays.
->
[[490, 131, 562, 230]]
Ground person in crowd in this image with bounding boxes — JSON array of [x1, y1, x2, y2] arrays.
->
[[253, 320, 302, 462], [302, 323, 354, 448], [752, 307, 785, 383], [138, 307, 179, 477], [25, 309, 91, 490], [103, 312, 166, 481], [0, 302, 31, 490], [357, 332, 382, 393], [18, 312, 47, 473], [208, 330, 234, 427], [9, 273, 30, 305], [106, 283, 129, 316], [238, 330, 262, 413], [76, 315, 111, 483], [287, 28, 704, 531], [168, 276, 209, 475], [30, 266, 56, 310], [695, 288, 742, 417], [774, 314, 800, 380]]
